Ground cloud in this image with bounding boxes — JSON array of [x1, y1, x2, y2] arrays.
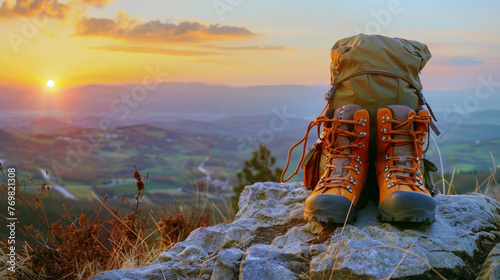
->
[[86, 45, 225, 56], [80, 0, 114, 8], [418, 30, 440, 35], [203, 45, 290, 51], [77, 17, 117, 35], [434, 56, 484, 66], [0, 0, 70, 18], [445, 30, 500, 44], [0, 0, 113, 18], [75, 13, 255, 43], [195, 59, 243, 66]]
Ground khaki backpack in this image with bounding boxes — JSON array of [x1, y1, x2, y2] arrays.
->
[[282, 34, 439, 193], [327, 34, 436, 125]]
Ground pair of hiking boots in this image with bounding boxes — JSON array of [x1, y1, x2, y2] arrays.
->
[[305, 104, 436, 224]]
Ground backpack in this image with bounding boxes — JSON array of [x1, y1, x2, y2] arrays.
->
[[281, 34, 439, 192]]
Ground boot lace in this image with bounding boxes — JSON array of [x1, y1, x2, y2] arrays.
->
[[315, 119, 366, 193], [380, 114, 431, 191], [281, 115, 366, 194]]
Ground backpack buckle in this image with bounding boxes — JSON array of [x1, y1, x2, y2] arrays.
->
[[324, 85, 336, 101]]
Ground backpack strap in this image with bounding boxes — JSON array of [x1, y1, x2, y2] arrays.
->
[[417, 91, 441, 136]]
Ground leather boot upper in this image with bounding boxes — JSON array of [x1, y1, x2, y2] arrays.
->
[[375, 105, 432, 205]]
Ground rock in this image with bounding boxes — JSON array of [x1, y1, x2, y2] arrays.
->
[[240, 244, 301, 280], [211, 248, 244, 280], [477, 243, 500, 280], [94, 182, 500, 280]]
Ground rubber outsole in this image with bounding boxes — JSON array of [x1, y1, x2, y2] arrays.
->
[[378, 191, 436, 223], [304, 202, 358, 224], [304, 185, 369, 224]]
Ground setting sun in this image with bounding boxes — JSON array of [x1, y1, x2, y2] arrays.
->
[[47, 80, 55, 87]]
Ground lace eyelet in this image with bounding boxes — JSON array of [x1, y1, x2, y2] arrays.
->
[[349, 176, 357, 186]]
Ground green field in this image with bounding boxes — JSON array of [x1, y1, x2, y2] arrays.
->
[[426, 138, 499, 173]]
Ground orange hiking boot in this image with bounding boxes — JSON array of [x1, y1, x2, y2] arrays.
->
[[304, 104, 370, 223], [375, 105, 436, 223]]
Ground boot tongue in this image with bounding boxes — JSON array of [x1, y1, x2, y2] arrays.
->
[[387, 105, 414, 175], [327, 104, 361, 183]]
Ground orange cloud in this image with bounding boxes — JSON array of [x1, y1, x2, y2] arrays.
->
[[0, 0, 113, 19], [80, 0, 114, 8], [86, 45, 225, 56], [203, 45, 290, 51], [0, 0, 70, 18], [75, 13, 255, 43]]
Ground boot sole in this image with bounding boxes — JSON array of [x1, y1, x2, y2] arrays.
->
[[304, 186, 369, 224], [304, 203, 358, 223], [378, 191, 436, 223]]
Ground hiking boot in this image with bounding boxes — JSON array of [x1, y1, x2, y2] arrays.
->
[[304, 104, 370, 224], [375, 105, 436, 223]]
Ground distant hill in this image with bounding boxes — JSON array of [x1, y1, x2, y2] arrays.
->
[[0, 83, 327, 121], [0, 128, 26, 165], [0, 128, 13, 146], [1, 83, 498, 132], [424, 87, 500, 113], [150, 119, 232, 136], [435, 123, 500, 142], [13, 118, 75, 134], [150, 114, 312, 138]]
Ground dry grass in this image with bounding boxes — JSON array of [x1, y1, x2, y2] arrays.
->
[[431, 135, 499, 197], [0, 166, 229, 280]]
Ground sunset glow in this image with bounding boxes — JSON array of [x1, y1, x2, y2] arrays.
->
[[47, 80, 55, 88], [0, 1, 498, 91]]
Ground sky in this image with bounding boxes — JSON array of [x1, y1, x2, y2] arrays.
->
[[0, 0, 499, 91]]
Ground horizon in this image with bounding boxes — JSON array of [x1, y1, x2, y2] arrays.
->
[[2, 80, 500, 93]]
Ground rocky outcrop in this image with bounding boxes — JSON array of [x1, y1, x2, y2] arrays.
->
[[94, 182, 500, 280]]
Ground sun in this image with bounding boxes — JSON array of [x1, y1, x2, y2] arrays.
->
[[47, 80, 55, 88]]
